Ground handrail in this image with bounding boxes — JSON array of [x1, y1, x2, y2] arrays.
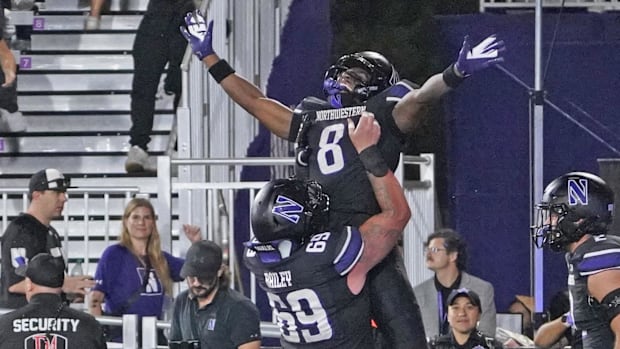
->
[[168, 155, 431, 166], [0, 187, 141, 194]]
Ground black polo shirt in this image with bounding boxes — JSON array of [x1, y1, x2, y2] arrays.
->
[[0, 214, 65, 308], [169, 287, 261, 348]]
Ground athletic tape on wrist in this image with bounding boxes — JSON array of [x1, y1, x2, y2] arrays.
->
[[442, 63, 466, 88], [358, 145, 389, 177], [209, 59, 235, 83]]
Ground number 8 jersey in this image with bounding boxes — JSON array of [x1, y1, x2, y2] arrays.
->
[[288, 80, 418, 227], [243, 227, 374, 349]]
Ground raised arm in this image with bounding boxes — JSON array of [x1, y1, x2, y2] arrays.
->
[[393, 34, 505, 133], [346, 112, 411, 294], [180, 11, 294, 139]]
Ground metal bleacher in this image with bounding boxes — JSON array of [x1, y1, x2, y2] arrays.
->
[[480, 0, 620, 12]]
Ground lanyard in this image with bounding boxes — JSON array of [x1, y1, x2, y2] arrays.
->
[[437, 291, 447, 334]]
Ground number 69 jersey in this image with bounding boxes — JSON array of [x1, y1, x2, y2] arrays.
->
[[288, 80, 418, 227], [243, 227, 374, 349]]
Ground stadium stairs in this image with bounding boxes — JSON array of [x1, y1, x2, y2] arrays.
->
[[0, 0, 180, 273]]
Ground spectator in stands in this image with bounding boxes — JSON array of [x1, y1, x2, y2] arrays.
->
[[86, 0, 195, 172], [429, 288, 504, 349], [534, 291, 582, 349], [169, 240, 261, 349], [414, 228, 497, 339], [498, 295, 535, 347], [89, 197, 201, 344], [0, 7, 25, 132], [508, 295, 534, 339], [0, 253, 106, 348], [0, 168, 95, 309]]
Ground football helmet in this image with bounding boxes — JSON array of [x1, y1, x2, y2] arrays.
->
[[251, 178, 329, 243], [531, 172, 614, 251], [323, 51, 400, 108]]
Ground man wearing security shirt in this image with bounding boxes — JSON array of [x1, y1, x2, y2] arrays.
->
[[0, 253, 106, 348]]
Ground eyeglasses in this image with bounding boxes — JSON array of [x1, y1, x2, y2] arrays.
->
[[424, 247, 447, 254]]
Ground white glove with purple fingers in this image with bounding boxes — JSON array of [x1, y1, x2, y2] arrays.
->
[[454, 34, 505, 77]]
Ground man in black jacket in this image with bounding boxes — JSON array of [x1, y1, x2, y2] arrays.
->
[[0, 253, 107, 348], [0, 168, 94, 308]]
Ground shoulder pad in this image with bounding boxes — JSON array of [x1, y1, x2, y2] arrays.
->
[[577, 235, 620, 276], [383, 80, 417, 101], [295, 96, 330, 112], [333, 226, 364, 276]]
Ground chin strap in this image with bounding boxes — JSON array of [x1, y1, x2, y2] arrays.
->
[[324, 77, 370, 108]]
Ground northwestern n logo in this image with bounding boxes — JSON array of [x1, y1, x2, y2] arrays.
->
[[272, 195, 304, 224], [568, 178, 588, 205]]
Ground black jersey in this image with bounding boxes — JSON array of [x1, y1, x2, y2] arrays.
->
[[243, 227, 373, 349], [288, 81, 416, 228], [0, 214, 65, 308], [0, 293, 107, 349], [430, 330, 503, 349], [566, 234, 620, 349]]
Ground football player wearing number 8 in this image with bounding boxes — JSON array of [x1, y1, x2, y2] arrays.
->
[[243, 112, 411, 348], [181, 10, 505, 348]]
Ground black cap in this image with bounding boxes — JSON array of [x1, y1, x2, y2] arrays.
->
[[29, 168, 69, 194], [16, 253, 65, 288], [180, 241, 223, 279], [447, 288, 482, 312]]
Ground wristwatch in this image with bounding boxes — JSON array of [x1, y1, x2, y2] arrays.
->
[[560, 314, 570, 327]]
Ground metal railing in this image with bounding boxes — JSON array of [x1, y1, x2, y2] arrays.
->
[[0, 186, 141, 274], [480, 0, 620, 12], [156, 154, 437, 292]]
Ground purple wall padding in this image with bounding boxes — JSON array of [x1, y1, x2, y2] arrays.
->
[[436, 12, 620, 312]]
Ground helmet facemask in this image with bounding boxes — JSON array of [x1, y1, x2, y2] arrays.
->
[[531, 202, 578, 252], [323, 52, 398, 108], [304, 180, 330, 235]]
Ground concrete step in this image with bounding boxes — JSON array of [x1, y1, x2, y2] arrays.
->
[[0, 134, 170, 153], [22, 114, 173, 132], [18, 72, 132, 92], [0, 195, 180, 217], [18, 94, 174, 113], [33, 14, 142, 31], [0, 175, 165, 194], [30, 32, 135, 51], [18, 53, 133, 71]]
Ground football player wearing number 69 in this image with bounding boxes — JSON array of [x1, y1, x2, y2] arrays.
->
[[243, 112, 411, 348], [181, 9, 505, 349]]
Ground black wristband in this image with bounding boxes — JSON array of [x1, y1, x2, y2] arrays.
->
[[442, 63, 466, 88], [358, 145, 389, 177], [209, 59, 235, 83]]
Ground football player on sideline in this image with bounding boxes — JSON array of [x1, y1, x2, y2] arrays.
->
[[181, 10, 504, 348], [532, 172, 619, 349]]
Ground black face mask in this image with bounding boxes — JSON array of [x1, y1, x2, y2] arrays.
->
[[327, 91, 364, 108]]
